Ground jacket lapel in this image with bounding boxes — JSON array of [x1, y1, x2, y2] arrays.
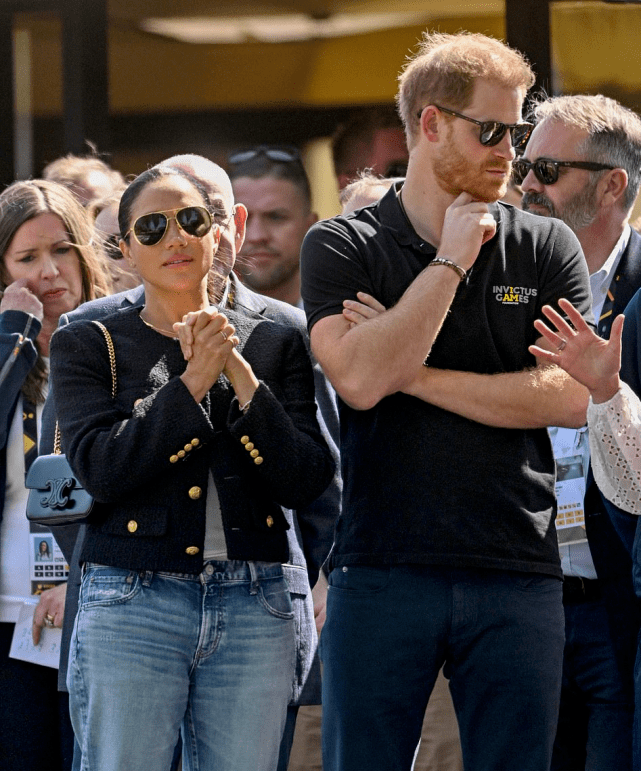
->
[[599, 228, 641, 338]]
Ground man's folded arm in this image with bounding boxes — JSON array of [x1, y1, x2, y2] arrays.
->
[[402, 353, 589, 429], [310, 266, 462, 411]]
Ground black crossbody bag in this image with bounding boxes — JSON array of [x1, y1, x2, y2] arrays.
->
[[25, 321, 116, 525]]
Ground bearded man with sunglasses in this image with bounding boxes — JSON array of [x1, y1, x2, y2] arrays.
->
[[518, 94, 641, 771], [301, 31, 595, 771]]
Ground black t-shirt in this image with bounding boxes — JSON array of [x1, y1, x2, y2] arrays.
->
[[301, 184, 593, 577]]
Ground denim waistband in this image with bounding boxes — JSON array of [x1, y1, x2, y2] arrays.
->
[[85, 560, 282, 585], [163, 560, 281, 582]]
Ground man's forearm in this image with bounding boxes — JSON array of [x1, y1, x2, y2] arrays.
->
[[403, 364, 589, 429], [311, 265, 462, 410]]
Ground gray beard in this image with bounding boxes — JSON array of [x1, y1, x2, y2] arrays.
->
[[522, 184, 598, 233]]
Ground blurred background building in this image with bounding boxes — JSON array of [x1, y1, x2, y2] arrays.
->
[[3, 0, 641, 218]]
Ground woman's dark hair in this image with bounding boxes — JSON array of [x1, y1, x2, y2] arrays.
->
[[0, 179, 112, 403], [119, 167, 224, 301], [118, 166, 212, 240]]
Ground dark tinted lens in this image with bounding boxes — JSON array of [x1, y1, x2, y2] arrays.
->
[[479, 122, 507, 147], [480, 122, 532, 148], [133, 212, 168, 245], [512, 123, 533, 148], [177, 207, 212, 237], [536, 160, 559, 185]]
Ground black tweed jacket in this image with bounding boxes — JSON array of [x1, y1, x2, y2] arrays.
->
[[49, 305, 334, 574]]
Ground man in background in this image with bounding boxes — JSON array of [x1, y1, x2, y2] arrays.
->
[[332, 106, 408, 190], [42, 150, 125, 208], [520, 93, 641, 770], [228, 147, 317, 308]]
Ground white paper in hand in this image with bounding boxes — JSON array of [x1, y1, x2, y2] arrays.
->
[[9, 599, 62, 669]]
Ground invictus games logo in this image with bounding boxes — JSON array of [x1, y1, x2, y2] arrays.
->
[[493, 285, 538, 304]]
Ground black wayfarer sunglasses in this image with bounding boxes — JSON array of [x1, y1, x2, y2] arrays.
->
[[512, 157, 617, 186], [227, 146, 302, 165], [419, 105, 534, 149], [125, 206, 214, 247]]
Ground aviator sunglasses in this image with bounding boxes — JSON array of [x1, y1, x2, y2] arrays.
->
[[512, 157, 617, 186], [420, 105, 534, 148], [125, 206, 214, 246]]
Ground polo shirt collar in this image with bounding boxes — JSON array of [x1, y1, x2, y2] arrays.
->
[[378, 181, 503, 250]]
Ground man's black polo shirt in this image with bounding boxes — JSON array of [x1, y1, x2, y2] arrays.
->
[[301, 185, 593, 578]]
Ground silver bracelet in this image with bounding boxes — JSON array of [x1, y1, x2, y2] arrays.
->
[[233, 395, 253, 414], [427, 257, 467, 282]]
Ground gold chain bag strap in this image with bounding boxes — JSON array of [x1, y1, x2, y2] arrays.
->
[[26, 321, 117, 525]]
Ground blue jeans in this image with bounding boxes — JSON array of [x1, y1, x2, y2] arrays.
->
[[321, 565, 565, 771], [68, 560, 295, 771], [552, 595, 633, 770]]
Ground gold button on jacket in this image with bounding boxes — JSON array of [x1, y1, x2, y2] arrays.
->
[[266, 515, 274, 527], [185, 546, 200, 556], [188, 486, 202, 500], [127, 520, 138, 533]]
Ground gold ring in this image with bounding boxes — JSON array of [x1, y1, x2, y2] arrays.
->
[[219, 330, 228, 342], [44, 614, 55, 627]]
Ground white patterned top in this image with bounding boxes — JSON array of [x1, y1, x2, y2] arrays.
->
[[588, 381, 641, 515]]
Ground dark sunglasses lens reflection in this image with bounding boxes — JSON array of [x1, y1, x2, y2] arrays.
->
[[481, 122, 531, 148], [134, 212, 168, 246], [179, 207, 212, 237], [133, 207, 212, 246], [512, 160, 557, 186], [511, 124, 533, 148], [480, 123, 507, 146]]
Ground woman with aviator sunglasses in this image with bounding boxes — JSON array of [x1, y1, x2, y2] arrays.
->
[[49, 166, 335, 771]]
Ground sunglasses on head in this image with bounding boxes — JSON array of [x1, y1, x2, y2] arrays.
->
[[125, 206, 214, 247], [512, 157, 617, 186], [227, 145, 301, 165], [420, 105, 534, 148]]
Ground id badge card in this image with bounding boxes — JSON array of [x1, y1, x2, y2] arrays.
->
[[551, 427, 588, 546], [29, 522, 69, 595]]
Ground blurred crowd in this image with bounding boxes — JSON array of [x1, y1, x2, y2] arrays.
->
[[3, 27, 641, 771]]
